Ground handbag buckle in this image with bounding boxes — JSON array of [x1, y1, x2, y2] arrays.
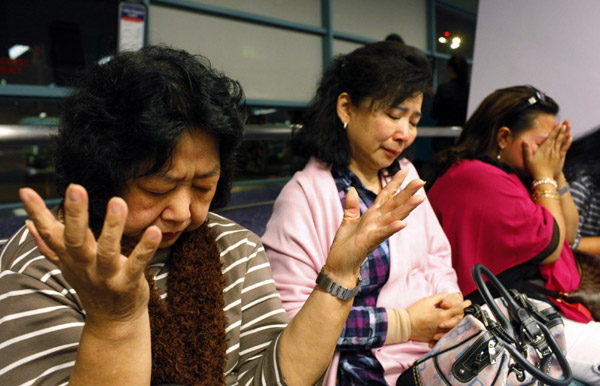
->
[[509, 363, 526, 382], [488, 340, 497, 364]]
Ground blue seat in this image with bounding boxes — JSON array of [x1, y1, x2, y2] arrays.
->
[[218, 203, 274, 237], [216, 181, 284, 236], [0, 215, 27, 251]]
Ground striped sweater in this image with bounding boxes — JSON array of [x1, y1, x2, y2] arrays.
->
[[570, 174, 600, 249], [0, 212, 289, 385]]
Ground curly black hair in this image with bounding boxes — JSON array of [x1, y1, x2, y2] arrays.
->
[[293, 41, 431, 173], [54, 45, 246, 229]]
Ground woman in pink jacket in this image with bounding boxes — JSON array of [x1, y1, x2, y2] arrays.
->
[[262, 41, 470, 385]]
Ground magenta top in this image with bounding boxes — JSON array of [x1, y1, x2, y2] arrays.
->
[[429, 159, 590, 323]]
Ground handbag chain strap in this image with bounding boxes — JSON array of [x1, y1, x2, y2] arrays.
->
[[471, 264, 572, 386]]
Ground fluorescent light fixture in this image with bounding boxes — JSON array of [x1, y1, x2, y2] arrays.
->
[[252, 108, 277, 116], [8, 44, 30, 60], [98, 55, 114, 65]]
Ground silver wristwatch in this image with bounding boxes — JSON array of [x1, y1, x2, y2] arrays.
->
[[315, 266, 362, 301]]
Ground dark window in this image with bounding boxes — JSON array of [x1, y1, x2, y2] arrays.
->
[[0, 0, 123, 87], [434, 4, 477, 60]]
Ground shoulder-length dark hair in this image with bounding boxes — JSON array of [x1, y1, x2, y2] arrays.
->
[[565, 125, 600, 186], [54, 45, 245, 229], [293, 41, 431, 172], [435, 85, 559, 176]]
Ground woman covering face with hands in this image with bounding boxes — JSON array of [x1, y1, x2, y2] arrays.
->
[[429, 85, 600, 385], [0, 46, 425, 386], [262, 41, 469, 386]]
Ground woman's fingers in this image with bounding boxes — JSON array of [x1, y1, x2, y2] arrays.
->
[[63, 184, 95, 261], [96, 198, 129, 277], [366, 219, 408, 249], [393, 178, 425, 203], [378, 178, 424, 216], [522, 141, 534, 163], [343, 187, 361, 221], [19, 187, 67, 256], [379, 182, 425, 225], [374, 169, 408, 206], [439, 292, 464, 309], [364, 177, 425, 244], [533, 121, 564, 156], [430, 336, 443, 347], [438, 314, 463, 330], [559, 122, 572, 155], [379, 196, 424, 233], [127, 226, 162, 279], [25, 219, 60, 264], [371, 195, 425, 245], [554, 123, 567, 152]]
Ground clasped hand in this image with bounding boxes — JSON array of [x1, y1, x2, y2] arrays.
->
[[408, 292, 471, 347], [19, 184, 162, 326]]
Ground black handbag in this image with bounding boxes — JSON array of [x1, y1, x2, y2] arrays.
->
[[398, 264, 572, 386]]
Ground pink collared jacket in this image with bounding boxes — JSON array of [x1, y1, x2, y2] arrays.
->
[[262, 157, 460, 385]]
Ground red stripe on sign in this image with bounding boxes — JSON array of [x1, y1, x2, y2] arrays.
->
[[122, 16, 142, 22]]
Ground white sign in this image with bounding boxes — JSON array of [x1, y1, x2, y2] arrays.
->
[[118, 2, 146, 52]]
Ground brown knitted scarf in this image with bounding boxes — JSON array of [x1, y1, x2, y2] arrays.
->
[[145, 223, 226, 385]]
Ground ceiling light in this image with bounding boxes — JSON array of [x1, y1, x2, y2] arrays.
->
[[8, 45, 30, 60]]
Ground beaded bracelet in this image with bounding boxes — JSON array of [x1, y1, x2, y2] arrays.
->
[[531, 178, 558, 190], [558, 182, 570, 196], [532, 189, 560, 201]]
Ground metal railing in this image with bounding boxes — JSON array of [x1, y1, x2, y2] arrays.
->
[[0, 124, 461, 147]]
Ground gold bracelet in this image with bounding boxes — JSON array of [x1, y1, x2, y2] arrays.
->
[[532, 189, 559, 201]]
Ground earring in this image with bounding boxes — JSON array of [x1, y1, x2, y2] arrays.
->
[[343, 121, 348, 129], [497, 146, 504, 161]]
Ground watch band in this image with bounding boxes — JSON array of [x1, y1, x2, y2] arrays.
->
[[558, 182, 570, 196], [315, 266, 362, 301]]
